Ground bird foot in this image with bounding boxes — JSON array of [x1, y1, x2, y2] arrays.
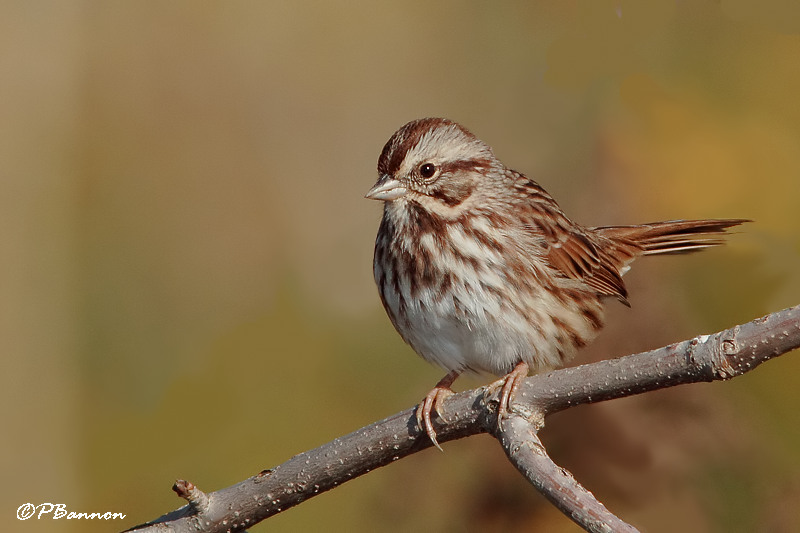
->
[[488, 361, 529, 429], [416, 371, 460, 451]]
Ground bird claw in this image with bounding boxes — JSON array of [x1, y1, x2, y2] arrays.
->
[[490, 362, 529, 429], [416, 388, 451, 452], [415, 371, 459, 451]]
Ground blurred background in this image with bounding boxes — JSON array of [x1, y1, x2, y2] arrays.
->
[[2, 1, 799, 532]]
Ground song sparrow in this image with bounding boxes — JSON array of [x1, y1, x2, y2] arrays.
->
[[366, 117, 746, 449]]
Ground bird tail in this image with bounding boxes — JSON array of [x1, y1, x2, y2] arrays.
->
[[592, 219, 749, 256]]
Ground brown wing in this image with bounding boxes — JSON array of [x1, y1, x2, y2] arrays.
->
[[544, 223, 634, 306], [509, 173, 636, 305]]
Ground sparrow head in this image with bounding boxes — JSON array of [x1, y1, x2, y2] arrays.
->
[[365, 118, 498, 208]]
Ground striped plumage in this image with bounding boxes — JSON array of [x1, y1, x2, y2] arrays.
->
[[366, 118, 746, 447]]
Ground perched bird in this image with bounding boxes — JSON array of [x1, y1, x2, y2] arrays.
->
[[365, 118, 746, 449]]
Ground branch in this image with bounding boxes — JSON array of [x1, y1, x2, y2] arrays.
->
[[127, 305, 800, 533], [498, 415, 639, 533]]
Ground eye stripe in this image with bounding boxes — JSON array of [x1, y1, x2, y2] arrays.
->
[[439, 158, 493, 174]]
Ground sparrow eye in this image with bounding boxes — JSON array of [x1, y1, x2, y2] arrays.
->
[[419, 163, 437, 179]]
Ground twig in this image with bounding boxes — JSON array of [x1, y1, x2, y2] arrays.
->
[[498, 415, 639, 533], [126, 305, 800, 533]]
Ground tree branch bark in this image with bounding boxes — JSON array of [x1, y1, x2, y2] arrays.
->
[[498, 415, 639, 533], [126, 305, 800, 533]]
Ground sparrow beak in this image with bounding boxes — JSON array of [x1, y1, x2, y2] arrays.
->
[[365, 176, 408, 201]]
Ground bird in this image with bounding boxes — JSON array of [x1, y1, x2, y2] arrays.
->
[[365, 117, 746, 450]]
